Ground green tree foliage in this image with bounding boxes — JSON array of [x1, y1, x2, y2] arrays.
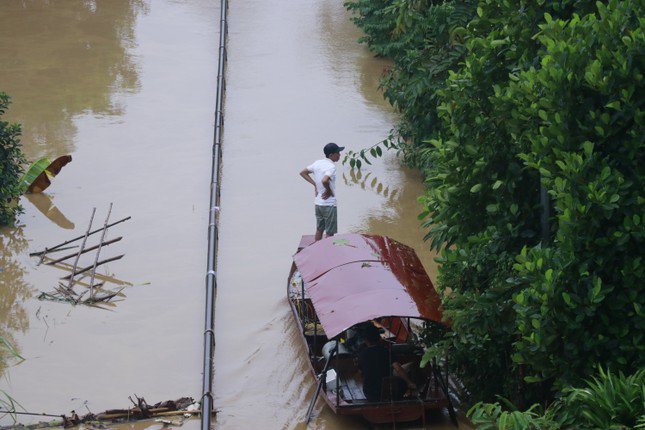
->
[[0, 93, 26, 225], [470, 367, 645, 429], [347, 0, 644, 411], [345, 0, 477, 164], [508, 2, 644, 390], [428, 0, 644, 404]]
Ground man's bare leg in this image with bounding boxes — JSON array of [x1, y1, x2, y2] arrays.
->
[[315, 229, 324, 241]]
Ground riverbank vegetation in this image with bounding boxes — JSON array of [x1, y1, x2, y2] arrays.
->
[[0, 93, 26, 226], [345, 0, 644, 426]]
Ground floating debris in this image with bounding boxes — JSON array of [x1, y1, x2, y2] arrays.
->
[[0, 396, 202, 430], [19, 155, 72, 194], [31, 205, 132, 308]]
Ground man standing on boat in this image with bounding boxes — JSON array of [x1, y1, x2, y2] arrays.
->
[[299, 143, 344, 241]]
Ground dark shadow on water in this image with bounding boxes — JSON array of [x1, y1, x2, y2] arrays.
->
[[24, 193, 75, 230], [343, 169, 400, 203]]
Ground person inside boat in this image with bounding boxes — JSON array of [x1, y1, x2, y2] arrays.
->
[[345, 321, 372, 353], [358, 325, 417, 402]]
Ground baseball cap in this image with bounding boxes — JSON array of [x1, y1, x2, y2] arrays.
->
[[323, 142, 345, 156]]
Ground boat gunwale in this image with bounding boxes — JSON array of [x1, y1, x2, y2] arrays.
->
[[287, 248, 452, 423]]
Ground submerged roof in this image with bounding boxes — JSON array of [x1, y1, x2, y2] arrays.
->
[[294, 233, 443, 338]]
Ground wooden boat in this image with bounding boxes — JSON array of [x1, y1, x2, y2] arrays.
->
[[288, 233, 457, 425]]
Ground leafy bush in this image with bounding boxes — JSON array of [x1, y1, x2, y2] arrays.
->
[[423, 0, 643, 406], [503, 0, 644, 390], [469, 401, 563, 430], [345, 0, 476, 157], [469, 367, 645, 429], [0, 93, 26, 225], [566, 367, 645, 429], [346, 0, 644, 409]]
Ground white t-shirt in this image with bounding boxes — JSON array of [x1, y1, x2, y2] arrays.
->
[[307, 158, 337, 206]]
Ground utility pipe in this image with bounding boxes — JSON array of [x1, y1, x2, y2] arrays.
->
[[202, 0, 228, 429]]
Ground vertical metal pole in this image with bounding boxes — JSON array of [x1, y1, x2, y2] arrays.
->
[[202, 0, 228, 429], [313, 314, 318, 356], [540, 182, 550, 244], [335, 342, 340, 407]]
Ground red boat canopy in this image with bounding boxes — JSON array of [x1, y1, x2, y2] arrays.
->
[[294, 233, 443, 338]]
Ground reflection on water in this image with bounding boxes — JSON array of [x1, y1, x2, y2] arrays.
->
[[318, 1, 394, 109], [0, 0, 218, 424], [0, 0, 144, 389], [0, 227, 32, 374], [24, 193, 75, 229], [343, 169, 400, 202], [0, 0, 146, 160]]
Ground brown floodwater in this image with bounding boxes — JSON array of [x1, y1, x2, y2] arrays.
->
[[211, 1, 466, 429], [0, 1, 466, 429], [0, 0, 216, 426]]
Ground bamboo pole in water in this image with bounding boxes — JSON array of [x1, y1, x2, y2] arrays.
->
[[60, 255, 125, 281], [45, 236, 122, 265], [66, 208, 96, 292], [29, 216, 131, 256], [89, 203, 113, 300]]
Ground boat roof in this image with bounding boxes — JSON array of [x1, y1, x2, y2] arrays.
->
[[294, 233, 443, 338]]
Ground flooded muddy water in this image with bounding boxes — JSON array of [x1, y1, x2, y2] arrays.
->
[[0, 0, 216, 426], [1, 1, 463, 429], [212, 1, 459, 429]]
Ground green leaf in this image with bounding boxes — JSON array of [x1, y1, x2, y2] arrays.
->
[[539, 167, 552, 178], [19, 155, 72, 194], [18, 157, 50, 193], [583, 141, 594, 156], [562, 292, 572, 306], [510, 204, 518, 215], [605, 100, 621, 110], [470, 184, 482, 193], [486, 204, 498, 213], [490, 39, 508, 47], [0, 337, 23, 360]]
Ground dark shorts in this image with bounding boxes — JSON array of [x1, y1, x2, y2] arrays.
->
[[315, 205, 337, 235]]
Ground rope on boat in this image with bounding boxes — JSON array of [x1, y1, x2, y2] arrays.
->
[[201, 0, 228, 429]]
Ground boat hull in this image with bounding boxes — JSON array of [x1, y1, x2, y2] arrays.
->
[[288, 235, 454, 425]]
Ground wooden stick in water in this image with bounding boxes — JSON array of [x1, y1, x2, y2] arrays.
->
[[46, 237, 122, 265], [60, 255, 124, 281], [29, 216, 131, 256], [90, 203, 113, 301], [66, 208, 96, 291]]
